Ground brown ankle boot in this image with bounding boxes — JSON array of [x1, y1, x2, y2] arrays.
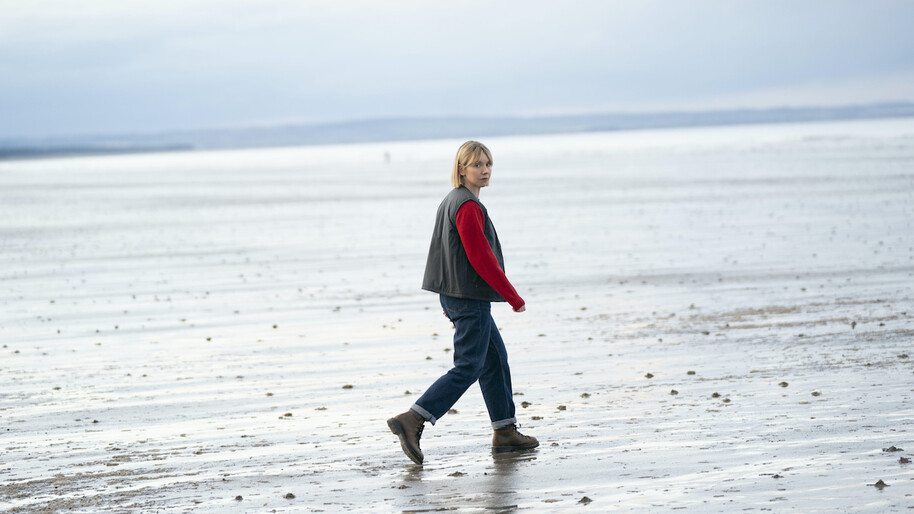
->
[[492, 424, 539, 453], [387, 410, 425, 465]]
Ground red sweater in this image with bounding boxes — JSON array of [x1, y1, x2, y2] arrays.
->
[[455, 202, 525, 311]]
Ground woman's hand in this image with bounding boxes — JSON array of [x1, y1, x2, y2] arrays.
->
[[515, 305, 526, 313]]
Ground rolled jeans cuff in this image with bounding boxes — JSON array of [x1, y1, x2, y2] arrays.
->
[[410, 404, 436, 425], [492, 417, 517, 430]]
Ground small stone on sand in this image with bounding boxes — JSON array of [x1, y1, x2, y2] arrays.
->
[[670, 389, 679, 395], [578, 496, 592, 504], [882, 445, 903, 452], [557, 405, 567, 411], [342, 384, 353, 389], [284, 492, 295, 499], [645, 373, 654, 378], [235, 495, 242, 501], [872, 480, 888, 489], [779, 382, 789, 387]]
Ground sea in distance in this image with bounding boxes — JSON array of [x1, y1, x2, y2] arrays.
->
[[1, 117, 913, 511]]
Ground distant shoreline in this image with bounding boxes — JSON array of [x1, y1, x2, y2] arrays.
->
[[2, 102, 913, 160], [0, 144, 194, 161]]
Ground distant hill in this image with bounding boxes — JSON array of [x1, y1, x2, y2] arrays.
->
[[2, 102, 913, 159]]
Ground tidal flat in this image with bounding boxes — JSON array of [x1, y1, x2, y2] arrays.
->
[[2, 118, 913, 512]]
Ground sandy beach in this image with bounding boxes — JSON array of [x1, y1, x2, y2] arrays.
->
[[2, 118, 913, 512]]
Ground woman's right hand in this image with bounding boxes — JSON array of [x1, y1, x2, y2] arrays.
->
[[515, 305, 526, 313]]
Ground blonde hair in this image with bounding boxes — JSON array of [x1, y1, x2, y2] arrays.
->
[[450, 140, 493, 188]]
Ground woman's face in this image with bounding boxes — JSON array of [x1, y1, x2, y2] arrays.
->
[[460, 154, 492, 192]]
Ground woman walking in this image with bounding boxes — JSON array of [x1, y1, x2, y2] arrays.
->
[[387, 140, 538, 465]]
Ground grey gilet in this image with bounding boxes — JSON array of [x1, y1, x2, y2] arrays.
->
[[421, 186, 506, 302]]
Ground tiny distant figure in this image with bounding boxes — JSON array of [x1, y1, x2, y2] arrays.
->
[[387, 140, 538, 465], [384, 151, 391, 163]]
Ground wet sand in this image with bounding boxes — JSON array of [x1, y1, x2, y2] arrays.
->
[[2, 118, 913, 511]]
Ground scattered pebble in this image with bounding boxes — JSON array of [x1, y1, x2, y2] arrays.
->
[[670, 389, 679, 395], [578, 496, 592, 504], [722, 398, 731, 403], [882, 446, 903, 452], [851, 321, 857, 329], [899, 457, 911, 464], [342, 384, 353, 389], [645, 373, 654, 379], [711, 393, 720, 398], [448, 471, 465, 477], [778, 382, 789, 388], [811, 391, 821, 397], [235, 495, 243, 501], [531, 416, 543, 420], [521, 401, 532, 408], [686, 370, 696, 375], [872, 479, 888, 489], [447, 408, 458, 414], [284, 492, 295, 499], [557, 405, 567, 411], [580, 393, 591, 398]]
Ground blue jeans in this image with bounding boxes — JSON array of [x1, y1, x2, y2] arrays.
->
[[411, 295, 517, 430]]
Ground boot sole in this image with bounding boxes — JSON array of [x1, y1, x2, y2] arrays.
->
[[387, 418, 424, 465], [493, 441, 540, 453]]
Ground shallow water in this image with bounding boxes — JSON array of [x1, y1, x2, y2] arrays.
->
[[2, 118, 913, 512]]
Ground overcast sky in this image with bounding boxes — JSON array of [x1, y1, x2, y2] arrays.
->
[[2, 0, 913, 139]]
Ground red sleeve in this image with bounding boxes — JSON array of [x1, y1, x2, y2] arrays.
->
[[455, 202, 525, 311]]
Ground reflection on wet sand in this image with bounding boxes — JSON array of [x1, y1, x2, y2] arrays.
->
[[393, 451, 537, 513]]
